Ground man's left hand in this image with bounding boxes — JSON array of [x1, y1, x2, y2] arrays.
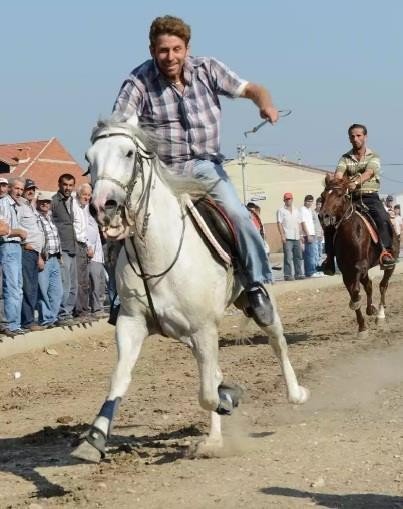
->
[[348, 180, 358, 191], [260, 106, 279, 124]]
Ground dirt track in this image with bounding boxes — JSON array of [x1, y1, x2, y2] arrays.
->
[[1, 270, 403, 508]]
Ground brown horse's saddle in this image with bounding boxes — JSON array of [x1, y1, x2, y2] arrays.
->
[[184, 194, 238, 268], [354, 209, 379, 244]]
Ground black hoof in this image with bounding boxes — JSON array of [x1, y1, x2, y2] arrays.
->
[[216, 383, 244, 415]]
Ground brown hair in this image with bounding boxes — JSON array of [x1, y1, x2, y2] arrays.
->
[[149, 15, 191, 48]]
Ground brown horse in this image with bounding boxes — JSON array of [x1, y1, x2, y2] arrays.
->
[[319, 174, 397, 337]]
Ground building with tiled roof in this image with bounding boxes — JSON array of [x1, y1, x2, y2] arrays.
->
[[0, 138, 88, 191], [225, 154, 327, 252]]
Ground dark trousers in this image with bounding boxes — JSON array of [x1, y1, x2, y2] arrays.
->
[[74, 242, 90, 315], [21, 249, 39, 327], [358, 193, 393, 249]]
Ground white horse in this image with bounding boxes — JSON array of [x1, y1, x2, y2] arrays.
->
[[71, 115, 309, 463]]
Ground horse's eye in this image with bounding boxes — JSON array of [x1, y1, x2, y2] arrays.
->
[[126, 150, 133, 158]]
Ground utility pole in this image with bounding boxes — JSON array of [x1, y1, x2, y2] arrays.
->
[[237, 144, 247, 204]]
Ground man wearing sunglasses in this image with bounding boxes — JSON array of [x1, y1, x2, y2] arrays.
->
[[113, 15, 278, 326]]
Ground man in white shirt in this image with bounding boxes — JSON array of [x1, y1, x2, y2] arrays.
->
[[276, 192, 304, 281], [300, 195, 322, 278], [73, 184, 91, 318]]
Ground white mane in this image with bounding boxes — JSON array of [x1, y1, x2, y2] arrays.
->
[[92, 115, 207, 198]]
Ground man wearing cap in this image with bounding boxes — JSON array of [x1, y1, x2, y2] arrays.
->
[[36, 191, 64, 327], [276, 193, 304, 281], [19, 179, 46, 331], [0, 177, 27, 336]]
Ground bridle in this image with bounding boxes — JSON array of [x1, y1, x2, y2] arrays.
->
[[88, 127, 186, 336], [322, 184, 354, 230], [90, 129, 157, 237]]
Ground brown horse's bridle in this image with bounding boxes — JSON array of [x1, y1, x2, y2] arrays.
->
[[322, 185, 355, 230]]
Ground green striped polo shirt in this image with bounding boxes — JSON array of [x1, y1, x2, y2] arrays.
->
[[336, 148, 380, 193]]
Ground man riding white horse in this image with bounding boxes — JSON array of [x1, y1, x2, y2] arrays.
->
[[112, 15, 278, 326]]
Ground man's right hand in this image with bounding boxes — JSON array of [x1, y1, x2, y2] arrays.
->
[[18, 228, 27, 240], [260, 105, 279, 124], [0, 220, 9, 236]]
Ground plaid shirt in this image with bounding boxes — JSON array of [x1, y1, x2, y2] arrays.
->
[[113, 56, 247, 170], [38, 212, 61, 256]]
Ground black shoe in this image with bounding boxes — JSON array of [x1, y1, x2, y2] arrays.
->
[[108, 304, 120, 326], [5, 328, 26, 338], [317, 258, 335, 276], [55, 317, 74, 327], [246, 284, 274, 327]]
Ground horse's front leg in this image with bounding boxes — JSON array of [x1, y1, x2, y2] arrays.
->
[[190, 327, 242, 456], [361, 273, 377, 316], [261, 300, 309, 404], [72, 312, 148, 463], [344, 274, 367, 337]]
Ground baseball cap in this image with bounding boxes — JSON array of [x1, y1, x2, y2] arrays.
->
[[0, 177, 8, 184], [37, 190, 54, 201], [283, 192, 293, 200], [24, 178, 38, 190]]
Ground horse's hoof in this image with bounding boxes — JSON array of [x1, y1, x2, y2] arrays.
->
[[191, 437, 224, 458], [357, 330, 369, 339], [217, 383, 244, 415], [366, 305, 378, 316], [289, 385, 310, 404], [71, 439, 102, 463]]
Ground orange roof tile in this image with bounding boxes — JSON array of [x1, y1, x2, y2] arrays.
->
[[0, 138, 88, 192]]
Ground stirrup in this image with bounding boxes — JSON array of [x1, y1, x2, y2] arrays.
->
[[379, 249, 395, 268]]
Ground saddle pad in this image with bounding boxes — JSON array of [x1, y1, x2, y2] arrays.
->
[[184, 195, 232, 267], [355, 211, 379, 244]]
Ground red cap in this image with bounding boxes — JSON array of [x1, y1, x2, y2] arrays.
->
[[283, 192, 293, 200]]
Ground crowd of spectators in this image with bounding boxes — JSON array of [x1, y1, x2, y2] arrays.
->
[[0, 174, 108, 338], [276, 192, 326, 281]]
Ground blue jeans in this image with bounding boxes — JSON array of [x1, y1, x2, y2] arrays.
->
[[303, 236, 316, 277], [191, 160, 272, 285], [21, 249, 39, 327], [0, 242, 22, 330], [283, 239, 303, 278], [38, 255, 64, 325], [314, 238, 323, 268], [59, 251, 78, 318]]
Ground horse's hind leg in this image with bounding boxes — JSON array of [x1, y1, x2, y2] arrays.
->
[[72, 314, 148, 463], [377, 267, 394, 324], [260, 298, 309, 404]]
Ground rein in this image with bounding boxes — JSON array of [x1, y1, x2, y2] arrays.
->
[[91, 129, 187, 336]]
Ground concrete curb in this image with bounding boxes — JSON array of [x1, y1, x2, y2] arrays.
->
[[0, 319, 113, 360], [1, 263, 402, 360]]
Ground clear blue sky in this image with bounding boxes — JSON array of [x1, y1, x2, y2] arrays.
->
[[2, 0, 403, 193]]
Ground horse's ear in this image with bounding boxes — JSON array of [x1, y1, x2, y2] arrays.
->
[[325, 173, 333, 184], [126, 114, 139, 128]]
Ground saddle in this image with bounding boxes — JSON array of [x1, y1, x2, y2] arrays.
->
[[184, 194, 238, 268], [354, 207, 379, 244]]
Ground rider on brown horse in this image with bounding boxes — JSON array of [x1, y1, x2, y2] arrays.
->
[[320, 123, 395, 275]]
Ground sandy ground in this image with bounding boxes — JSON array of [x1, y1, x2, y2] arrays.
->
[[1, 268, 403, 509]]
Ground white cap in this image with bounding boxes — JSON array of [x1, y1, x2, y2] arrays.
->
[[0, 177, 8, 184], [37, 190, 54, 201]]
